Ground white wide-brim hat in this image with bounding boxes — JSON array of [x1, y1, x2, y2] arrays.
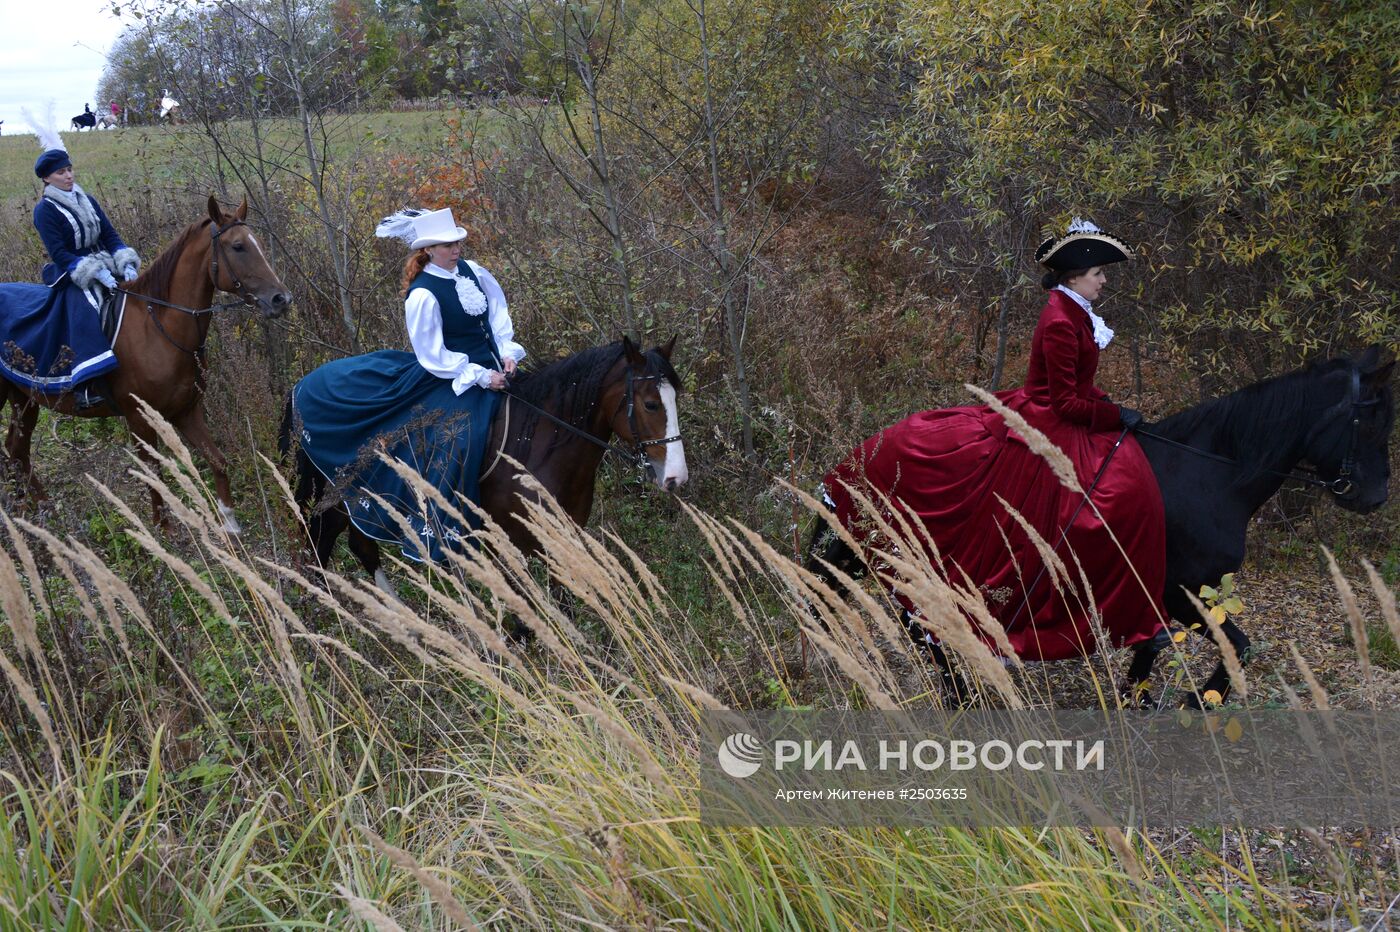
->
[[408, 208, 468, 249]]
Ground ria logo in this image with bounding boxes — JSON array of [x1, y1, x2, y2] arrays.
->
[[717, 732, 764, 778]]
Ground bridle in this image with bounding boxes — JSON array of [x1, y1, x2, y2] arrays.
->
[[1135, 364, 1381, 500], [117, 219, 262, 356], [1309, 365, 1381, 499], [500, 367, 682, 474], [621, 369, 683, 465], [1005, 366, 1380, 634]]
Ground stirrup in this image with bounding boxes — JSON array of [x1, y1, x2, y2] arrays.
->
[[73, 383, 109, 411]]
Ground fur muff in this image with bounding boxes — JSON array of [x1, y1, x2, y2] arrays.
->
[[113, 246, 140, 276], [71, 254, 111, 291]]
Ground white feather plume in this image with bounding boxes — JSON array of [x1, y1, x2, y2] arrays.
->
[[20, 101, 65, 153], [1067, 217, 1102, 235], [375, 208, 424, 245]]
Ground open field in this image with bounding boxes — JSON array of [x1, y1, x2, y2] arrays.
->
[[0, 107, 506, 208]]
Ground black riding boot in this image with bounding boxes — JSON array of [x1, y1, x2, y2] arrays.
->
[[73, 377, 110, 411]]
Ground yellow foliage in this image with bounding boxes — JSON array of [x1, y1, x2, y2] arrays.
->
[[842, 0, 1400, 356]]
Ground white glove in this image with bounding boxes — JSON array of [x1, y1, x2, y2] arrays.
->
[[96, 268, 118, 290], [122, 266, 139, 282]]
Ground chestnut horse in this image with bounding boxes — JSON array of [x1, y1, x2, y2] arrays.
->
[[0, 196, 292, 531], [282, 337, 688, 592]]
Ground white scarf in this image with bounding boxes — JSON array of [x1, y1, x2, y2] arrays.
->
[[43, 182, 101, 247], [426, 261, 488, 316], [1055, 284, 1114, 349]]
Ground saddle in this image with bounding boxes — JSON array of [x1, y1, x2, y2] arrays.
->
[[99, 289, 127, 345]]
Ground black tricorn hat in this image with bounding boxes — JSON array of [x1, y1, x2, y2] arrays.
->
[[1035, 218, 1132, 271]]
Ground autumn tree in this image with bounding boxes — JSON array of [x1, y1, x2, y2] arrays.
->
[[847, 0, 1400, 378], [597, 0, 838, 457]]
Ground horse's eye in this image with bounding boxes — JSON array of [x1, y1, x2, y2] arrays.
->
[[231, 243, 246, 252], [644, 401, 660, 412]]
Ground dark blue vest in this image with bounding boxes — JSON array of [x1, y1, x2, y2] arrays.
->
[[409, 261, 500, 368]]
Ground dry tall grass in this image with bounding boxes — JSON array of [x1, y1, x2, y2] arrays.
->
[[0, 410, 1388, 929]]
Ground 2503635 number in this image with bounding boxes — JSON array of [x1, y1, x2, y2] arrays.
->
[[904, 788, 968, 801]]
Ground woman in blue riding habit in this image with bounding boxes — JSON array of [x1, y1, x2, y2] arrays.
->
[[291, 207, 526, 562], [23, 108, 140, 410]]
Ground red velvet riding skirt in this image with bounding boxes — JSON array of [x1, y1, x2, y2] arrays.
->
[[824, 390, 1168, 661]]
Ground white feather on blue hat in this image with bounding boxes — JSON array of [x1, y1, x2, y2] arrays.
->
[[21, 102, 71, 178]]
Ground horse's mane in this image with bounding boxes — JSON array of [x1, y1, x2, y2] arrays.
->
[[506, 340, 683, 459], [1151, 357, 1359, 483], [129, 218, 212, 303]]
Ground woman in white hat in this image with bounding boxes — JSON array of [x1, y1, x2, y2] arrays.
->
[[290, 207, 526, 563], [823, 217, 1168, 669], [392, 207, 525, 392]]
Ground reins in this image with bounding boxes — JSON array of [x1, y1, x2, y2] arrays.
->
[[1134, 366, 1379, 499], [117, 219, 257, 357], [497, 367, 682, 474]]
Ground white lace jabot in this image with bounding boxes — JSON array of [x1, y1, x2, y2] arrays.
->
[[424, 261, 487, 316], [1054, 284, 1114, 349]]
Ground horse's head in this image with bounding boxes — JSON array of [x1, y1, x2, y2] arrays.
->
[[1306, 348, 1394, 514], [604, 336, 689, 491], [206, 196, 293, 319]]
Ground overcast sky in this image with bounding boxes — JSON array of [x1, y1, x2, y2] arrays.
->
[[0, 0, 129, 137]]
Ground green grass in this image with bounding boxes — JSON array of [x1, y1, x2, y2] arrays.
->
[[0, 108, 510, 209], [1369, 623, 1400, 671]]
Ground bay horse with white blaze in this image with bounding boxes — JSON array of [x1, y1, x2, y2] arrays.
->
[[282, 337, 687, 590], [808, 348, 1394, 706], [0, 196, 292, 531]]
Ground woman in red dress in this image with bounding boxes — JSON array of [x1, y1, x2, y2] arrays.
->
[[824, 219, 1167, 661]]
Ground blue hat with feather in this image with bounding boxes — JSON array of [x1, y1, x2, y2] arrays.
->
[[34, 148, 71, 179], [21, 103, 71, 178]]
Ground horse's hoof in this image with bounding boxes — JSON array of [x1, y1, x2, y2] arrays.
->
[[503, 615, 535, 646], [219, 503, 242, 535], [941, 679, 977, 709], [1120, 687, 1156, 711], [372, 569, 403, 604]]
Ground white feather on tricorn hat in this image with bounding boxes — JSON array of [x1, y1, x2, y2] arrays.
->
[[1035, 217, 1132, 271]]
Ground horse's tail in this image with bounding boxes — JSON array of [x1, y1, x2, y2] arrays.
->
[[277, 392, 295, 459], [278, 392, 318, 510], [801, 495, 863, 592]]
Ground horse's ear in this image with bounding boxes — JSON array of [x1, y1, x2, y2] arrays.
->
[[234, 198, 248, 221], [207, 195, 223, 225], [658, 335, 677, 360], [622, 335, 645, 366]]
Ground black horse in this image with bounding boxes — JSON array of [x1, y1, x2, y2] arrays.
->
[[280, 338, 688, 593], [807, 348, 1394, 706], [70, 111, 96, 131]]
